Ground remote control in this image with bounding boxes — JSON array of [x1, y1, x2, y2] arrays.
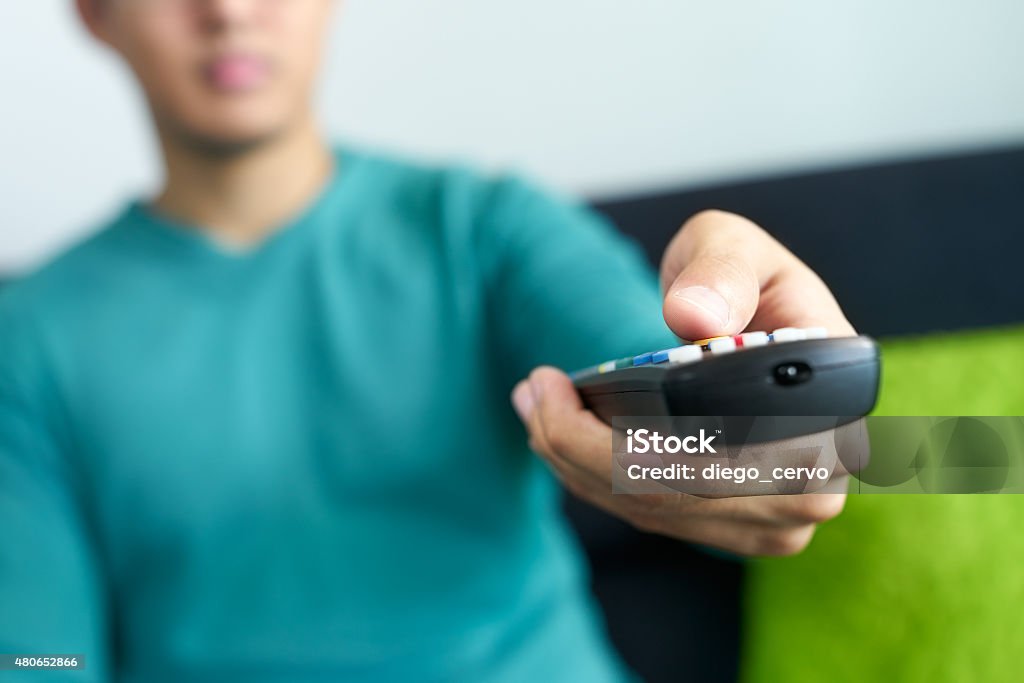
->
[[572, 328, 880, 430]]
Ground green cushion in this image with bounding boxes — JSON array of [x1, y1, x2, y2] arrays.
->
[[741, 326, 1024, 682]]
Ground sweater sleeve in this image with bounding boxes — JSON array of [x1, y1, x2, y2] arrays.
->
[[478, 175, 678, 383], [0, 300, 111, 682]]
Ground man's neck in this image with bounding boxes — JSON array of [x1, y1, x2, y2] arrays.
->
[[153, 116, 335, 249]]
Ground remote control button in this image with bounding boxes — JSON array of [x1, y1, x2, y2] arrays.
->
[[632, 352, 654, 366], [668, 345, 703, 364], [614, 357, 633, 370], [692, 335, 728, 348], [598, 361, 617, 373], [709, 337, 737, 354], [651, 349, 672, 363], [740, 331, 769, 347], [771, 327, 806, 343], [803, 326, 828, 339]]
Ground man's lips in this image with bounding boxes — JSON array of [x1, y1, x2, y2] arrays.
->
[[202, 54, 271, 92]]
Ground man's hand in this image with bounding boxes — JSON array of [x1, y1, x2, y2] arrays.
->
[[511, 210, 855, 557]]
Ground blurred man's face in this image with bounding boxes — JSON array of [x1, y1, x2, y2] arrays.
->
[[82, 0, 335, 151]]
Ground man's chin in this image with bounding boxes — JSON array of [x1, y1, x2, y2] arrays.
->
[[163, 118, 291, 159]]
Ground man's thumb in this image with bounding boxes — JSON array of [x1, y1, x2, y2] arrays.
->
[[662, 254, 759, 341]]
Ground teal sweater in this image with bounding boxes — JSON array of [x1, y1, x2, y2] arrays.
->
[[0, 148, 675, 682]]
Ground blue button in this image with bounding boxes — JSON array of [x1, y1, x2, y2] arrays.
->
[[652, 349, 672, 363], [632, 352, 654, 366]]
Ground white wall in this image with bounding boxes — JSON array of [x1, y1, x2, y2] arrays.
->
[[2, 0, 1023, 274]]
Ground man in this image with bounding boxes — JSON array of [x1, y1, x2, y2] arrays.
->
[[0, 1, 854, 680]]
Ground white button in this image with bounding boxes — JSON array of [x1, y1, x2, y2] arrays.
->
[[803, 326, 828, 339], [598, 361, 617, 373], [709, 337, 737, 354], [740, 331, 769, 347], [668, 345, 703, 364], [772, 327, 806, 343]]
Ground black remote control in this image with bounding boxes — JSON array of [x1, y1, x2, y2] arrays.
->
[[572, 328, 880, 431]]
